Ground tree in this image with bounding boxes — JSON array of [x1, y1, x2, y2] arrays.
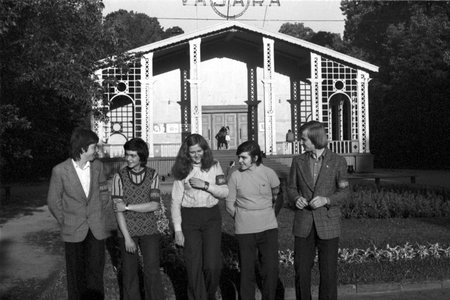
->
[[0, 0, 117, 180], [341, 1, 450, 168], [103, 9, 164, 52], [279, 22, 315, 40], [279, 22, 344, 51]]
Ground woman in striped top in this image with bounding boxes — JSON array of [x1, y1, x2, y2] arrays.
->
[[112, 138, 165, 300], [171, 134, 229, 300]]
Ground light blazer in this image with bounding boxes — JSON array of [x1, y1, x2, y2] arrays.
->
[[287, 149, 349, 240], [47, 158, 114, 242]]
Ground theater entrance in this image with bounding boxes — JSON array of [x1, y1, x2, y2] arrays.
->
[[202, 105, 248, 150]]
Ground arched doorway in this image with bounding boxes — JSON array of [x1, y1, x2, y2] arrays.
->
[[108, 95, 134, 140], [329, 93, 351, 141]]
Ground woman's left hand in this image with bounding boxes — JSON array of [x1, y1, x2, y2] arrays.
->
[[188, 177, 205, 190]]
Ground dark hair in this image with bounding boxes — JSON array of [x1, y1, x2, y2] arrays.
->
[[236, 140, 263, 166], [171, 134, 216, 180], [124, 138, 149, 167], [299, 121, 328, 149], [70, 128, 99, 161]]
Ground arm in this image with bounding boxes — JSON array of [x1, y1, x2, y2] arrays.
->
[[188, 163, 229, 199], [171, 179, 185, 246], [111, 173, 136, 253], [225, 172, 237, 217], [287, 157, 308, 210], [47, 167, 63, 225]]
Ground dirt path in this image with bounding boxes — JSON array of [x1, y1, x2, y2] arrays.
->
[[0, 206, 63, 295]]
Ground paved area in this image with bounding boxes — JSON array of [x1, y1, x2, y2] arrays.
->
[[339, 287, 450, 300]]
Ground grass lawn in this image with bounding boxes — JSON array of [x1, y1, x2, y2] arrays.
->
[[3, 182, 450, 298]]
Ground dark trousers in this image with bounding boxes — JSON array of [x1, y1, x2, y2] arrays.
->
[[236, 228, 279, 300], [120, 233, 164, 300], [294, 225, 339, 300], [65, 230, 105, 300], [181, 206, 222, 300]]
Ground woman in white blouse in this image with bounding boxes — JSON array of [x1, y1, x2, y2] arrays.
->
[[171, 134, 229, 300]]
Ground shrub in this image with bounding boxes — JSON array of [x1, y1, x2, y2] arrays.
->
[[342, 184, 450, 218]]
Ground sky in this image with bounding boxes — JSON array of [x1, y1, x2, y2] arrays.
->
[[102, 0, 346, 36]]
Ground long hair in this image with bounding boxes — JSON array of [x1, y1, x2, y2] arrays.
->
[[236, 140, 263, 166], [171, 134, 216, 180], [299, 121, 328, 149], [124, 138, 149, 167], [70, 128, 99, 160]]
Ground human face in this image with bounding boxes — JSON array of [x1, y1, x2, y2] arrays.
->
[[125, 150, 141, 171], [80, 143, 98, 162], [300, 130, 316, 152], [188, 144, 204, 164], [237, 151, 255, 171]]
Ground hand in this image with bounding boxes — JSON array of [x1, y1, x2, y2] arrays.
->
[[124, 238, 137, 253], [189, 177, 206, 190], [295, 196, 308, 210], [310, 196, 328, 209], [113, 199, 126, 212], [174, 231, 185, 247]]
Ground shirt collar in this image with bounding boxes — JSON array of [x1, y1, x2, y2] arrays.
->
[[309, 148, 327, 160], [72, 159, 90, 171]]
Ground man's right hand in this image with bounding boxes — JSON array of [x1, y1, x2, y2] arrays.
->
[[175, 230, 185, 247], [125, 238, 137, 253], [295, 196, 308, 210]]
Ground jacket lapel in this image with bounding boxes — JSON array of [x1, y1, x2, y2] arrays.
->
[[314, 149, 332, 189], [298, 155, 315, 192], [87, 162, 99, 202]]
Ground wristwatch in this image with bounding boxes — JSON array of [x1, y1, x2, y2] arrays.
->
[[204, 181, 210, 191]]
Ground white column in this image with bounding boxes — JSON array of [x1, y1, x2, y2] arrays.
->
[[141, 52, 155, 157], [308, 53, 323, 122], [188, 38, 202, 134], [356, 70, 370, 153], [262, 37, 276, 155]]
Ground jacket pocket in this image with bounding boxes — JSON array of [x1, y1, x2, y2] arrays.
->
[[327, 208, 341, 218]]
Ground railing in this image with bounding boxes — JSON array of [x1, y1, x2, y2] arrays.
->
[[277, 140, 358, 155], [101, 140, 359, 158]]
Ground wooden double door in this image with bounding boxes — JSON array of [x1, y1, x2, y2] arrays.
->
[[202, 113, 248, 150]]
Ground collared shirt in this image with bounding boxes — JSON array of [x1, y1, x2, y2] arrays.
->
[[308, 150, 326, 185], [226, 164, 280, 234], [171, 162, 228, 231], [72, 159, 91, 197]]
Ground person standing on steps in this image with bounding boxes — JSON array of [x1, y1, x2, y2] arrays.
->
[[287, 121, 349, 300]]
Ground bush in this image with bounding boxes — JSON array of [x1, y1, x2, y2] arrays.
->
[[342, 184, 450, 218]]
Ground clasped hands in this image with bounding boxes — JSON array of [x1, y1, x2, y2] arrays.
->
[[295, 196, 328, 210]]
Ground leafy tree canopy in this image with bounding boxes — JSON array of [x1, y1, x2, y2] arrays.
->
[[279, 22, 344, 51], [341, 0, 450, 168]]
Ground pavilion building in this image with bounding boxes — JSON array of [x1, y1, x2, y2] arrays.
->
[[92, 21, 378, 172]]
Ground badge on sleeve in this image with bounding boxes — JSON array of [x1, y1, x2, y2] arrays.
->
[[216, 175, 226, 185], [338, 180, 349, 189]]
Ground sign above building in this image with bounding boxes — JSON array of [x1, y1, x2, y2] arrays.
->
[[182, 0, 281, 19]]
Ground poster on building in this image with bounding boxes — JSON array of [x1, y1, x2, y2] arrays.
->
[[153, 124, 165, 134], [166, 123, 179, 134]]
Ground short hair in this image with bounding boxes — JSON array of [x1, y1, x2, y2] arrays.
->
[[172, 134, 216, 180], [70, 128, 99, 160], [299, 121, 328, 149], [124, 138, 149, 167], [236, 140, 263, 166]]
